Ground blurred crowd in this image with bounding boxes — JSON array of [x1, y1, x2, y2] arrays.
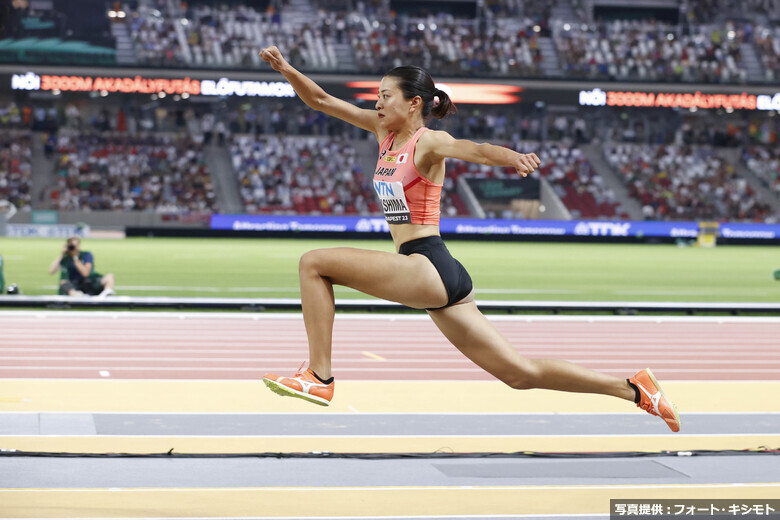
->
[[742, 145, 780, 196], [129, 0, 336, 70], [230, 134, 380, 215], [604, 143, 773, 222], [115, 0, 780, 83], [347, 13, 543, 77], [449, 140, 622, 219], [755, 25, 780, 82], [49, 132, 217, 213], [2, 95, 777, 221], [554, 20, 747, 83], [0, 132, 32, 210]]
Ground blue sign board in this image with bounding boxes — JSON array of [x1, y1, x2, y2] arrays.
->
[[210, 215, 780, 240]]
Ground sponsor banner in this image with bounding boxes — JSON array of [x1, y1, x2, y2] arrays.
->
[[211, 214, 367, 233], [211, 215, 780, 239], [6, 224, 90, 238], [579, 87, 780, 111], [447, 219, 699, 237], [719, 222, 780, 239], [11, 71, 777, 109], [10, 72, 295, 98]]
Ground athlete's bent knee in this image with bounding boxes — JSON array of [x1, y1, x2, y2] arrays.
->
[[299, 250, 320, 275], [299, 249, 333, 279], [501, 362, 542, 390]]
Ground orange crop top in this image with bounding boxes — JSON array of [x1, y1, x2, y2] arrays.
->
[[372, 127, 443, 225]]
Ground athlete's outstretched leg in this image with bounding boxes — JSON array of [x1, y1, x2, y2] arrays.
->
[[427, 301, 634, 399], [427, 301, 681, 431]]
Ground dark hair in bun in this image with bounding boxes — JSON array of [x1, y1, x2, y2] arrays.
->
[[384, 66, 457, 119]]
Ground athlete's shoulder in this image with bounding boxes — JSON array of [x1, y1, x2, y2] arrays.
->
[[417, 129, 454, 148]]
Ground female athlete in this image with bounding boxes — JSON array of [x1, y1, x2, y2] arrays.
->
[[259, 46, 680, 432]]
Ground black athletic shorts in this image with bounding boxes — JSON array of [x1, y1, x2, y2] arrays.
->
[[398, 235, 473, 310]]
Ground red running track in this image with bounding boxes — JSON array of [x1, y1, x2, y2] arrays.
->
[[0, 313, 778, 381]]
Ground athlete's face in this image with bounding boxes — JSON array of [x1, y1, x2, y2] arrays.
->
[[375, 77, 418, 129]]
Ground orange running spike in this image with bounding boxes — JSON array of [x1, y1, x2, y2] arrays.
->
[[263, 365, 334, 406], [630, 368, 681, 432]]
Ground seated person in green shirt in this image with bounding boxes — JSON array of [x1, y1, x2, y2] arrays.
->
[[49, 236, 116, 297]]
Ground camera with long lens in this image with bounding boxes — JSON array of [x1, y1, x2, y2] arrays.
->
[[67, 244, 75, 252]]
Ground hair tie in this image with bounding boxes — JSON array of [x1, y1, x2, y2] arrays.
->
[[433, 95, 440, 108]]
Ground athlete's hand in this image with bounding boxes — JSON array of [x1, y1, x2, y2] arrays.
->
[[513, 153, 540, 177], [259, 46, 290, 72]]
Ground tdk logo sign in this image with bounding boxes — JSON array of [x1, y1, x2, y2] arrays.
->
[[574, 222, 631, 236], [579, 88, 607, 106], [355, 218, 389, 233]]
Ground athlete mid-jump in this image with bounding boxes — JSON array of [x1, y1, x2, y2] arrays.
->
[[259, 46, 680, 432]]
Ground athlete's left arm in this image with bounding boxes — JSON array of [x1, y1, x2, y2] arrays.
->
[[420, 130, 540, 177]]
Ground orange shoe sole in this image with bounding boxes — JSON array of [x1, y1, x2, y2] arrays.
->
[[263, 377, 331, 407], [645, 368, 682, 432]]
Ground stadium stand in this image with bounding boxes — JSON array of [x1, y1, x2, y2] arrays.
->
[[2, 0, 777, 81], [603, 143, 774, 221], [754, 25, 780, 81], [743, 145, 780, 195], [346, 11, 543, 77], [113, 1, 779, 82], [128, 1, 337, 70], [230, 134, 378, 215], [229, 133, 472, 217], [553, 19, 748, 83], [0, 132, 33, 210], [48, 132, 217, 213], [451, 140, 622, 219]]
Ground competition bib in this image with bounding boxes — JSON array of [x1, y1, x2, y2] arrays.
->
[[373, 180, 411, 223]]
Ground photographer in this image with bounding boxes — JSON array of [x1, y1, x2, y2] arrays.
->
[[49, 236, 115, 297]]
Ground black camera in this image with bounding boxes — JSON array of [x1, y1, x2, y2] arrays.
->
[[67, 244, 75, 251]]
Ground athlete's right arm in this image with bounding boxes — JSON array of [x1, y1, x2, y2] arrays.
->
[[260, 46, 378, 136]]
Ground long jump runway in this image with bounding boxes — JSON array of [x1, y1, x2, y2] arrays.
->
[[1, 311, 779, 519]]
